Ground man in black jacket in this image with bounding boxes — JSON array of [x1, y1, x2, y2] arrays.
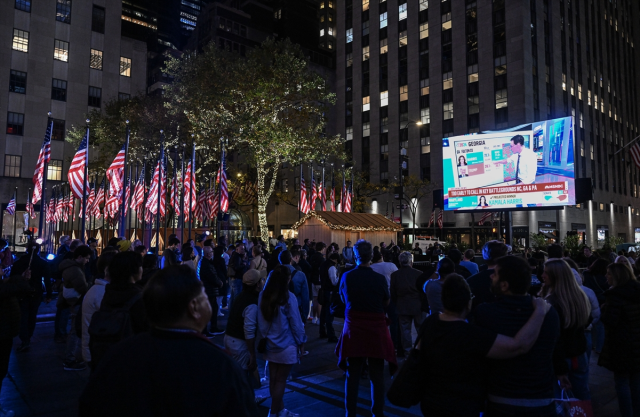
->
[[80, 265, 260, 417], [319, 253, 340, 341], [228, 244, 249, 311], [467, 240, 508, 310], [199, 246, 223, 336], [12, 243, 52, 352]]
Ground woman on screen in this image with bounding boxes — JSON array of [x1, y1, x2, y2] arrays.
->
[[477, 196, 489, 207], [458, 156, 468, 166]]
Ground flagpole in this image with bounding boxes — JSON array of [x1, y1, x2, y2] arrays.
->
[[350, 169, 354, 213], [134, 162, 138, 238], [331, 164, 334, 212], [141, 158, 147, 248], [188, 136, 195, 240], [38, 114, 52, 239], [216, 140, 223, 242], [101, 176, 107, 250], [27, 187, 31, 230], [156, 131, 165, 254], [118, 121, 130, 238], [298, 161, 303, 220], [321, 163, 325, 211], [163, 154, 169, 250], [173, 145, 177, 235], [81, 120, 90, 243], [12, 188, 17, 251]]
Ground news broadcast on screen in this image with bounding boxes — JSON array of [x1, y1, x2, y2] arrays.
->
[[443, 116, 575, 211]]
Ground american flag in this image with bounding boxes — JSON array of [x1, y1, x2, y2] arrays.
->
[[91, 179, 105, 218], [184, 162, 196, 220], [32, 120, 52, 205], [310, 175, 317, 211], [146, 160, 161, 215], [106, 144, 126, 197], [170, 173, 181, 216], [85, 183, 95, 219], [340, 175, 347, 212], [299, 169, 310, 214], [478, 211, 493, 225], [62, 194, 71, 222], [105, 186, 121, 218], [46, 198, 55, 223], [5, 192, 16, 215], [210, 187, 220, 219], [131, 166, 146, 212], [66, 193, 74, 220], [219, 149, 229, 213], [159, 157, 167, 217], [68, 131, 90, 200], [26, 191, 35, 219], [330, 174, 335, 212], [54, 195, 63, 222], [437, 208, 443, 229], [630, 142, 640, 169], [206, 186, 217, 219], [428, 209, 435, 227], [344, 180, 352, 213], [194, 188, 206, 221], [320, 171, 326, 211]]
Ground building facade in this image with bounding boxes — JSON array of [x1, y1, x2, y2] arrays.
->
[[0, 0, 147, 245], [331, 0, 640, 249]]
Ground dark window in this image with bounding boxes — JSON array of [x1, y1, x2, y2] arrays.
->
[[6, 112, 24, 135], [9, 70, 26, 94], [88, 86, 101, 107], [56, 0, 71, 23], [118, 92, 131, 101], [52, 119, 65, 141], [51, 79, 67, 101], [92, 6, 105, 33], [4, 155, 21, 177], [15, 0, 30, 12]]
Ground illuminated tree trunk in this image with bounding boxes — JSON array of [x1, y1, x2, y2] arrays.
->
[[256, 163, 278, 243]]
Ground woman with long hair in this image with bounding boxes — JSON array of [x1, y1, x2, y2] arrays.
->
[[541, 259, 592, 400], [599, 263, 640, 417], [258, 265, 306, 417]]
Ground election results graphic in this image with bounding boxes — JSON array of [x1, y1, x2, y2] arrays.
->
[[442, 117, 576, 211]]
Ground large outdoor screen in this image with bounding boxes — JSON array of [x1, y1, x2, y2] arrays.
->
[[443, 116, 575, 211]]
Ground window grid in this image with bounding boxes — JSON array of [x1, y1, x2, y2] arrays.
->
[[56, 0, 71, 23], [51, 79, 67, 102], [4, 155, 21, 178], [92, 6, 105, 33], [54, 40, 69, 62], [118, 92, 131, 101], [15, 0, 30, 12], [12, 29, 28, 52], [52, 119, 65, 141], [9, 70, 26, 94], [90, 49, 103, 70], [6, 112, 24, 135], [88, 86, 102, 107], [120, 57, 132, 77], [47, 159, 63, 181]]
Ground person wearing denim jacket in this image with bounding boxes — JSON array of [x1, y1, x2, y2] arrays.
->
[[278, 251, 310, 324]]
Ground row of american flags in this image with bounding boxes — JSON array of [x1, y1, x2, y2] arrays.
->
[[298, 165, 352, 214], [22, 120, 245, 227]]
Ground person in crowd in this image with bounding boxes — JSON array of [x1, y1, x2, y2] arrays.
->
[[342, 240, 355, 264], [59, 246, 92, 371], [11, 243, 51, 352], [319, 253, 340, 342], [258, 265, 307, 417], [336, 239, 396, 417], [161, 237, 180, 269], [583, 258, 609, 353], [186, 238, 202, 264], [181, 246, 196, 271], [79, 265, 260, 417], [540, 259, 592, 400], [224, 270, 264, 390], [249, 245, 267, 277], [138, 254, 159, 288], [379, 241, 390, 262], [0, 257, 31, 417], [133, 245, 147, 257], [106, 237, 122, 250], [229, 243, 250, 310], [598, 263, 640, 417], [473, 255, 561, 416], [81, 251, 117, 366], [371, 250, 398, 288], [297, 249, 312, 285], [57, 235, 72, 257], [411, 242, 423, 256], [448, 249, 472, 279], [467, 240, 508, 309], [565, 259, 601, 360], [280, 250, 310, 327], [390, 252, 424, 356], [615, 255, 635, 273], [86, 237, 99, 283], [274, 235, 287, 251], [581, 246, 599, 268], [547, 244, 564, 259], [419, 274, 552, 417], [198, 245, 224, 336], [423, 257, 456, 315], [62, 239, 84, 261], [460, 249, 479, 275], [302, 239, 312, 254], [213, 236, 229, 311], [308, 243, 326, 325], [116, 240, 131, 253]]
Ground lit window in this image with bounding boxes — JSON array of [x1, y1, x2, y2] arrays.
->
[[346, 126, 353, 140], [420, 23, 429, 39], [346, 28, 353, 43], [467, 65, 478, 83], [399, 31, 407, 47], [380, 12, 387, 28], [419, 0, 428, 11], [320, 29, 325, 36], [443, 102, 453, 120], [495, 63, 507, 76], [399, 85, 408, 101], [6, 112, 24, 135], [363, 0, 369, 11], [328, 0, 333, 8], [90, 49, 103, 70], [15, 0, 30, 12], [570, 79, 575, 96], [399, 3, 407, 20], [380, 91, 388, 107], [56, 0, 71, 24], [421, 136, 430, 154], [380, 38, 388, 54], [274, 9, 281, 19], [47, 159, 63, 181], [420, 79, 429, 96], [441, 12, 451, 30], [362, 122, 370, 137], [578, 84, 582, 100], [4, 155, 21, 177], [495, 89, 508, 109], [562, 73, 567, 91], [12, 29, 29, 52], [320, 2, 324, 9], [468, 96, 479, 114], [590, 144, 594, 160], [120, 57, 132, 77], [420, 108, 430, 124], [442, 72, 453, 90], [54, 40, 69, 62], [362, 96, 370, 111], [362, 46, 370, 61], [579, 112, 584, 127]]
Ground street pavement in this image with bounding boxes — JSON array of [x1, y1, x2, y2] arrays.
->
[[0, 300, 622, 417]]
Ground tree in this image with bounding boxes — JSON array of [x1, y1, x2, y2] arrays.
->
[[398, 175, 433, 241], [562, 233, 581, 257], [164, 39, 345, 242]]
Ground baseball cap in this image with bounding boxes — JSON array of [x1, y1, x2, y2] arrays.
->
[[243, 269, 262, 285], [117, 240, 132, 252], [87, 237, 98, 244]]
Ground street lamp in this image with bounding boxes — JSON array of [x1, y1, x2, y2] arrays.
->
[[397, 120, 423, 241]]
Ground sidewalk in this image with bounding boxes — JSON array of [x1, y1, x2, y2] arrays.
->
[[0, 302, 622, 417]]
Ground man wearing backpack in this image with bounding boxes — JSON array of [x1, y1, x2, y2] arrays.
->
[[60, 246, 92, 371], [89, 251, 146, 371], [79, 265, 260, 417]]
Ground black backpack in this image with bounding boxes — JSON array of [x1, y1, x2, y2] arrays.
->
[[88, 293, 142, 368]]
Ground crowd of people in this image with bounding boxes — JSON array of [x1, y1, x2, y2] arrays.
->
[[0, 232, 639, 417]]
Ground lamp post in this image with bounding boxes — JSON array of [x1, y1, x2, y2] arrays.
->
[[397, 120, 422, 243]]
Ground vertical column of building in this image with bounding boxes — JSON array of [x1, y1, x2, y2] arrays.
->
[[492, 0, 507, 129], [465, 1, 479, 135], [530, 0, 540, 123], [418, 1, 430, 182]]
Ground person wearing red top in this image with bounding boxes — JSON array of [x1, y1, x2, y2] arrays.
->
[[336, 239, 396, 417]]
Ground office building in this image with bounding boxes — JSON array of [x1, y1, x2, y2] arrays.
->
[[332, 0, 640, 248]]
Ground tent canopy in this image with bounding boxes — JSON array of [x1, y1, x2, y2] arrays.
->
[[292, 211, 402, 232]]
